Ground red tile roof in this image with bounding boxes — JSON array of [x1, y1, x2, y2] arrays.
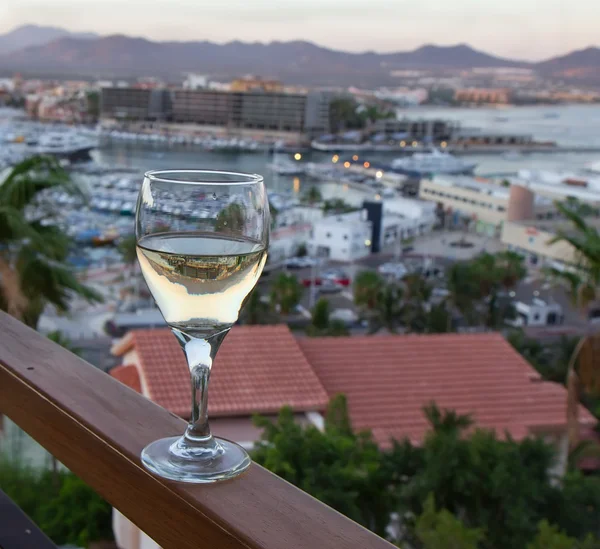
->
[[110, 364, 142, 394], [111, 325, 329, 418], [297, 333, 596, 446]]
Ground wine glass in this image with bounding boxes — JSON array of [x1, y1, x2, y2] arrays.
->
[[135, 170, 269, 483]]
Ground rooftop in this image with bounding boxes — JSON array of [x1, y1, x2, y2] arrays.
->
[[297, 332, 595, 446], [111, 327, 594, 446], [111, 325, 329, 418]]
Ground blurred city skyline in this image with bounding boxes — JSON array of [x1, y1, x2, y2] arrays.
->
[[1, 0, 598, 62]]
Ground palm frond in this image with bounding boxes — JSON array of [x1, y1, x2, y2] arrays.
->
[[0, 155, 82, 211]]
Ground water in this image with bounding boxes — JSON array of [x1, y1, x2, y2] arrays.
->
[[93, 104, 600, 194]]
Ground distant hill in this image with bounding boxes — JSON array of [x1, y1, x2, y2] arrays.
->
[[0, 27, 597, 87], [537, 46, 600, 82], [0, 33, 528, 86], [0, 24, 98, 55]]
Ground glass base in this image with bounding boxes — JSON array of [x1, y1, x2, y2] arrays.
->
[[141, 435, 251, 483]]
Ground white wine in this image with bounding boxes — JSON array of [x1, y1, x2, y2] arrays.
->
[[137, 232, 267, 335]]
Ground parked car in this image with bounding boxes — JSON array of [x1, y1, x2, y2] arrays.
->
[[378, 262, 408, 279], [285, 257, 316, 269], [321, 269, 351, 286], [317, 280, 343, 294]]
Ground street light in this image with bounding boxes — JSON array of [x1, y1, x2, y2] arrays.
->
[[365, 239, 372, 247], [375, 170, 383, 179], [352, 154, 359, 161], [440, 141, 448, 148], [344, 161, 351, 168], [294, 152, 302, 161], [412, 141, 418, 147], [363, 161, 370, 168], [332, 154, 339, 163], [400, 141, 406, 147]]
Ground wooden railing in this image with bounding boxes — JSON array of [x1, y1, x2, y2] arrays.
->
[[0, 311, 394, 549]]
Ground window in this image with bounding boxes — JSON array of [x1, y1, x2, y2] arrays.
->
[[343, 235, 348, 240], [533, 313, 540, 321], [326, 232, 331, 238]]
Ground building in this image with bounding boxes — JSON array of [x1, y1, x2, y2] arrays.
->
[[372, 118, 457, 142], [419, 176, 555, 237], [310, 210, 373, 262], [100, 87, 171, 121], [109, 326, 595, 549], [501, 216, 600, 268], [100, 87, 331, 138], [507, 298, 564, 328], [183, 73, 210, 90], [454, 88, 511, 104], [231, 77, 283, 93]]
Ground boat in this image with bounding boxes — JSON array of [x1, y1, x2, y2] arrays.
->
[[267, 155, 305, 175], [35, 131, 98, 161], [390, 148, 477, 177]]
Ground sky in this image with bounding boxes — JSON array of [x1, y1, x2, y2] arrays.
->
[[1, 0, 599, 61]]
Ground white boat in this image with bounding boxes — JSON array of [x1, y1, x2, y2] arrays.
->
[[268, 155, 305, 175], [36, 131, 98, 159], [390, 148, 476, 177]]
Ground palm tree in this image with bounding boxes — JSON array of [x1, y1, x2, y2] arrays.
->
[[0, 156, 102, 328], [302, 186, 322, 206], [445, 262, 479, 330], [402, 273, 432, 333], [241, 289, 273, 325], [370, 282, 404, 334], [270, 273, 303, 315], [548, 201, 600, 448], [354, 270, 384, 311]]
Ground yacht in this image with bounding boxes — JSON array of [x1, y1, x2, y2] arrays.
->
[[390, 148, 477, 177], [36, 131, 98, 160]]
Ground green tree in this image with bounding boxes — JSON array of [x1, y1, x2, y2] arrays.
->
[[354, 270, 385, 310], [85, 90, 100, 121], [270, 273, 303, 315], [306, 298, 350, 337], [302, 186, 322, 206], [241, 288, 275, 325], [0, 458, 113, 546], [402, 273, 432, 333], [470, 251, 525, 329], [215, 202, 245, 233], [329, 97, 365, 133], [445, 262, 480, 329], [323, 199, 356, 214], [415, 494, 485, 549], [425, 302, 452, 333], [252, 399, 394, 536], [547, 201, 600, 445], [527, 520, 600, 549], [0, 156, 102, 328], [311, 297, 330, 331], [370, 281, 404, 334], [296, 242, 308, 257]]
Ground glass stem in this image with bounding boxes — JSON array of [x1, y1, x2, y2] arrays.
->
[[170, 328, 230, 457], [188, 362, 211, 441]]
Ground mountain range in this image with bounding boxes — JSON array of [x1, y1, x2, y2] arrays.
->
[[0, 25, 599, 87]]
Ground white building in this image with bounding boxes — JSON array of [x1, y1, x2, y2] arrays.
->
[[311, 211, 373, 262], [310, 201, 434, 262], [507, 298, 564, 328], [183, 73, 210, 90]]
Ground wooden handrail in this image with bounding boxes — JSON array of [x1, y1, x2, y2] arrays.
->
[[0, 311, 394, 549]]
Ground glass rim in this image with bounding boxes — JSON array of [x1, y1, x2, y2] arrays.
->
[[144, 169, 263, 186]]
